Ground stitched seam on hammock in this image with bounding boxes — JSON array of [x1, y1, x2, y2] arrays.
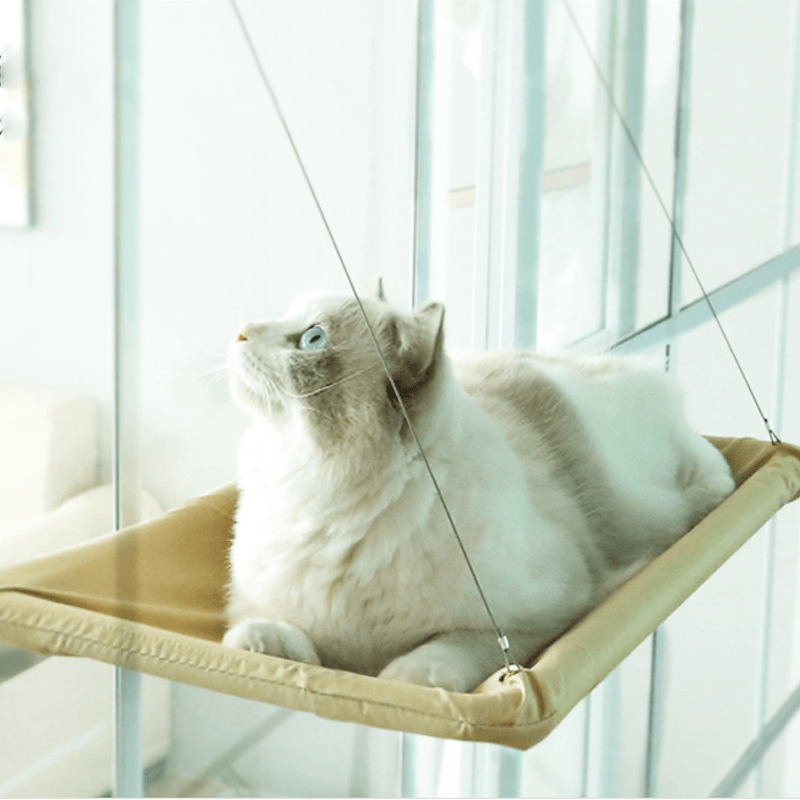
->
[[0, 613, 551, 730]]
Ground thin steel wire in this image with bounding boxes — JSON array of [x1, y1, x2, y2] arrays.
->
[[562, 0, 780, 445], [227, 0, 516, 674]]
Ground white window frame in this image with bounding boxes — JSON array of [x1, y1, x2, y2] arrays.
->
[[107, 0, 800, 795], [405, 0, 800, 797]]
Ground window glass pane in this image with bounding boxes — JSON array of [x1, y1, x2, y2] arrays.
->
[[139, 0, 416, 504], [793, 94, 800, 245], [784, 271, 800, 445], [635, 0, 681, 329], [429, 0, 609, 350], [520, 699, 587, 797], [137, 1, 417, 795], [0, 1, 125, 794], [680, 0, 797, 305], [654, 286, 782, 793], [5, 2, 800, 797], [0, 659, 114, 797], [538, 182, 602, 347], [443, 2, 481, 193], [537, 0, 603, 348], [543, 0, 596, 171], [763, 500, 800, 719], [653, 284, 788, 792], [417, 0, 480, 341], [439, 206, 479, 349], [153, 686, 383, 796], [675, 286, 778, 439], [654, 529, 767, 796], [761, 275, 800, 733], [422, 0, 481, 345], [786, 6, 800, 248], [758, 708, 800, 797]]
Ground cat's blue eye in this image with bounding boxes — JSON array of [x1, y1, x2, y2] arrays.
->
[[299, 325, 327, 351]]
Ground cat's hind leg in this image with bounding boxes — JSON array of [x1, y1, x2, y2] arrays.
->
[[222, 619, 322, 665], [677, 430, 736, 526], [379, 629, 543, 693]]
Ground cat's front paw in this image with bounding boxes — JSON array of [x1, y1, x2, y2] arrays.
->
[[379, 631, 509, 692], [379, 651, 478, 693], [222, 619, 321, 665]]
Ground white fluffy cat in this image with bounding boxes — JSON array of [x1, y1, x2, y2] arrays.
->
[[222, 288, 734, 692]]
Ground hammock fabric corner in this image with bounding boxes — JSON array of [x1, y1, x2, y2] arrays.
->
[[1, 437, 798, 750]]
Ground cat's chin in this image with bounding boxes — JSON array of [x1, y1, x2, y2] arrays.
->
[[228, 376, 286, 420]]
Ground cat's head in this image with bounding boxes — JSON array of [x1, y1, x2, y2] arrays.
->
[[228, 285, 446, 451]]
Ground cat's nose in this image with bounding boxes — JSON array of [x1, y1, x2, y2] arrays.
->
[[236, 322, 274, 343], [236, 324, 260, 342]]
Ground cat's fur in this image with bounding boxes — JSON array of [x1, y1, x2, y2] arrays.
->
[[223, 289, 735, 692]]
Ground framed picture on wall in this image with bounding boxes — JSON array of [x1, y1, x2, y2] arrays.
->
[[0, 0, 31, 227]]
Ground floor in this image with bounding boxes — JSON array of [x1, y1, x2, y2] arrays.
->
[[140, 760, 243, 798]]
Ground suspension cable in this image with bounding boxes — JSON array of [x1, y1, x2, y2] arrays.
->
[[562, 0, 780, 445], [228, 0, 519, 676]]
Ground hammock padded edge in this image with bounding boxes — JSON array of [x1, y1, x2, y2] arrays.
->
[[0, 436, 798, 750]]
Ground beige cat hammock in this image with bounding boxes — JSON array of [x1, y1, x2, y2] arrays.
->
[[0, 438, 799, 750], [2, 2, 800, 754]]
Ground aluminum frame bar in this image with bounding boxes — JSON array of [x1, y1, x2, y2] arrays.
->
[[710, 678, 800, 797], [605, 0, 648, 339], [611, 245, 800, 356], [112, 0, 143, 796], [412, 0, 436, 308], [512, 0, 545, 349]]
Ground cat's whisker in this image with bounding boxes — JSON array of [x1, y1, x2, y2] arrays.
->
[[199, 365, 230, 395], [284, 366, 373, 400], [199, 345, 230, 360], [202, 375, 229, 392], [296, 404, 335, 423], [252, 371, 282, 416], [200, 365, 229, 382]]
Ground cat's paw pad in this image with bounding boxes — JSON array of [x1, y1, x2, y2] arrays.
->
[[222, 619, 321, 665], [379, 654, 475, 693]]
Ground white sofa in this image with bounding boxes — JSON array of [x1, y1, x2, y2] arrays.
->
[[0, 385, 170, 798]]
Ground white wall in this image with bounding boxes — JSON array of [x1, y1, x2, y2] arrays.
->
[[0, 0, 114, 457]]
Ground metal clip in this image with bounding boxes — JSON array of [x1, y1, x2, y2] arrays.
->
[[498, 662, 524, 683]]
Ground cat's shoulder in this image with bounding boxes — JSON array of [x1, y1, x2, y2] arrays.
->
[[450, 350, 626, 387], [450, 350, 675, 407], [452, 349, 666, 380]]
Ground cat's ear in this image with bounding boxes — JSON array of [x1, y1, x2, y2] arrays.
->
[[393, 302, 445, 391]]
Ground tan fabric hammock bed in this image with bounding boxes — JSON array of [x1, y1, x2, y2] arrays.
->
[[0, 436, 798, 751]]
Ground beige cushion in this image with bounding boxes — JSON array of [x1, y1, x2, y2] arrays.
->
[[0, 385, 98, 530], [0, 485, 162, 570]]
